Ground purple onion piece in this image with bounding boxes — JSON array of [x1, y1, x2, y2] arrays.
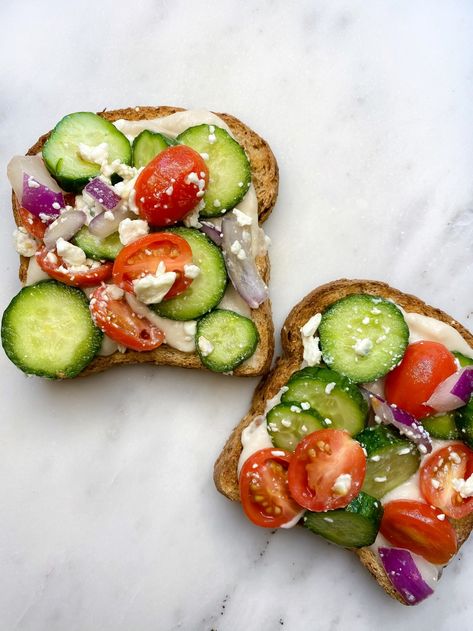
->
[[84, 177, 120, 211], [7, 155, 63, 201], [88, 206, 132, 239], [379, 547, 434, 605], [200, 221, 223, 246], [426, 367, 473, 412], [221, 214, 268, 309], [21, 172, 64, 221], [43, 210, 86, 250], [365, 390, 432, 454]]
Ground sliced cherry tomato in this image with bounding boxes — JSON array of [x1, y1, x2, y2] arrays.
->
[[135, 145, 209, 227], [420, 443, 473, 519], [90, 285, 164, 351], [380, 499, 457, 564], [239, 448, 302, 528], [287, 429, 366, 512], [385, 341, 457, 419], [18, 207, 47, 240], [112, 232, 193, 298], [36, 247, 112, 287]]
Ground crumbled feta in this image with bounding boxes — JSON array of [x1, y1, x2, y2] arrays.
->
[[431, 479, 440, 489], [183, 204, 202, 228], [213, 199, 221, 208], [290, 405, 301, 413], [185, 171, 206, 196], [332, 473, 352, 496], [79, 142, 109, 165], [233, 208, 253, 226], [370, 455, 381, 462], [449, 451, 462, 464], [104, 210, 114, 220], [437, 513, 446, 521], [200, 152, 209, 161], [14, 227, 37, 257], [300, 402, 311, 410], [230, 240, 242, 255], [300, 313, 322, 367], [45, 251, 58, 265], [362, 316, 370, 325], [325, 382, 336, 395], [352, 337, 373, 356], [56, 238, 86, 267], [106, 285, 124, 301], [237, 249, 247, 260], [27, 176, 40, 189], [198, 335, 214, 357], [452, 474, 473, 498], [183, 264, 200, 279], [132, 261, 177, 305], [165, 185, 174, 196], [281, 419, 292, 428], [374, 476, 387, 483], [118, 218, 149, 245], [397, 447, 411, 456], [52, 201, 61, 211]]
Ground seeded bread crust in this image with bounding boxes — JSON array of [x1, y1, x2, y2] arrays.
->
[[213, 278, 473, 604], [13, 106, 278, 377]]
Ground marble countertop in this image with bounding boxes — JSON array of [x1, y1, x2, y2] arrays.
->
[[1, 1, 473, 629]]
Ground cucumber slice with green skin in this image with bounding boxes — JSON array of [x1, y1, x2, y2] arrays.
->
[[1, 280, 102, 379], [303, 492, 383, 548], [455, 397, 473, 448], [281, 367, 368, 435], [319, 294, 409, 383], [356, 425, 420, 499], [196, 309, 258, 372], [453, 351, 473, 368], [42, 112, 132, 193], [132, 130, 174, 168], [152, 228, 227, 321], [266, 403, 325, 451], [176, 124, 251, 218], [72, 226, 123, 261], [422, 413, 459, 440]]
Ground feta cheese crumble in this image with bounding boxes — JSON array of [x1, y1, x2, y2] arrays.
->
[[233, 208, 252, 226], [452, 474, 473, 498], [118, 218, 149, 245], [300, 313, 322, 367], [352, 337, 373, 356], [198, 336, 214, 357], [56, 238, 86, 267], [332, 473, 352, 496], [183, 264, 200, 279], [132, 261, 177, 305], [14, 227, 37, 257]]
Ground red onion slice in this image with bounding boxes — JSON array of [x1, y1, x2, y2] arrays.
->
[[84, 177, 120, 211], [200, 221, 223, 246], [426, 367, 473, 412], [21, 173, 64, 220], [379, 547, 434, 605], [88, 206, 132, 239], [364, 390, 432, 454], [221, 214, 268, 309], [43, 210, 86, 250], [7, 155, 63, 199]]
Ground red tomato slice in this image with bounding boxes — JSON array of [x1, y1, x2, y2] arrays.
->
[[385, 341, 457, 419], [239, 448, 303, 528], [36, 247, 112, 287], [380, 499, 457, 564], [420, 443, 473, 519], [112, 232, 193, 298], [17, 207, 47, 240], [287, 429, 366, 512], [90, 285, 164, 351], [135, 145, 209, 227]]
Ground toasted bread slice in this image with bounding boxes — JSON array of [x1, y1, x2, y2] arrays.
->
[[13, 106, 278, 377], [214, 278, 473, 604]]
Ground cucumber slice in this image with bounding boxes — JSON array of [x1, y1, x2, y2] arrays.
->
[[356, 425, 420, 499], [72, 226, 122, 261], [281, 367, 368, 435], [303, 492, 383, 548], [422, 413, 459, 440], [455, 397, 473, 448], [42, 112, 132, 192], [453, 351, 473, 368], [266, 403, 325, 451], [177, 124, 251, 217], [1, 280, 102, 379], [152, 228, 227, 321], [319, 294, 409, 383], [132, 130, 174, 168], [196, 309, 258, 372]]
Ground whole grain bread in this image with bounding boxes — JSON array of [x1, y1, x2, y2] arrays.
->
[[13, 106, 278, 377], [213, 278, 473, 604]]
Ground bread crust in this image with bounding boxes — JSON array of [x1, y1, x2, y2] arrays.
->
[[13, 106, 278, 377], [213, 278, 473, 604]]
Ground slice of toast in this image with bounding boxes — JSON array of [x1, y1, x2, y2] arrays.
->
[[214, 278, 473, 604], [12, 106, 278, 377]]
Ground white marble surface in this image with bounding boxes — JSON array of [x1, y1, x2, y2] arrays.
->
[[1, 1, 473, 629]]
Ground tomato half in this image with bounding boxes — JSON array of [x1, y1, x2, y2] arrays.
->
[[135, 145, 209, 227], [112, 233, 193, 298], [18, 207, 47, 240], [287, 429, 366, 511], [90, 285, 164, 351], [239, 448, 303, 528], [420, 443, 473, 519], [380, 500, 457, 564], [385, 341, 457, 419], [36, 247, 112, 287]]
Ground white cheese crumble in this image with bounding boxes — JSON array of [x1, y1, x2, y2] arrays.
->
[[183, 203, 203, 229], [132, 261, 176, 305], [27, 176, 40, 188], [198, 335, 214, 357], [300, 313, 322, 367], [300, 402, 311, 410], [79, 142, 109, 165], [452, 474, 473, 498], [183, 264, 200, 279], [332, 473, 352, 496], [56, 238, 86, 267], [14, 227, 37, 257], [352, 337, 373, 356], [233, 208, 253, 226], [325, 382, 336, 395], [106, 285, 124, 301], [118, 218, 149, 245]]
